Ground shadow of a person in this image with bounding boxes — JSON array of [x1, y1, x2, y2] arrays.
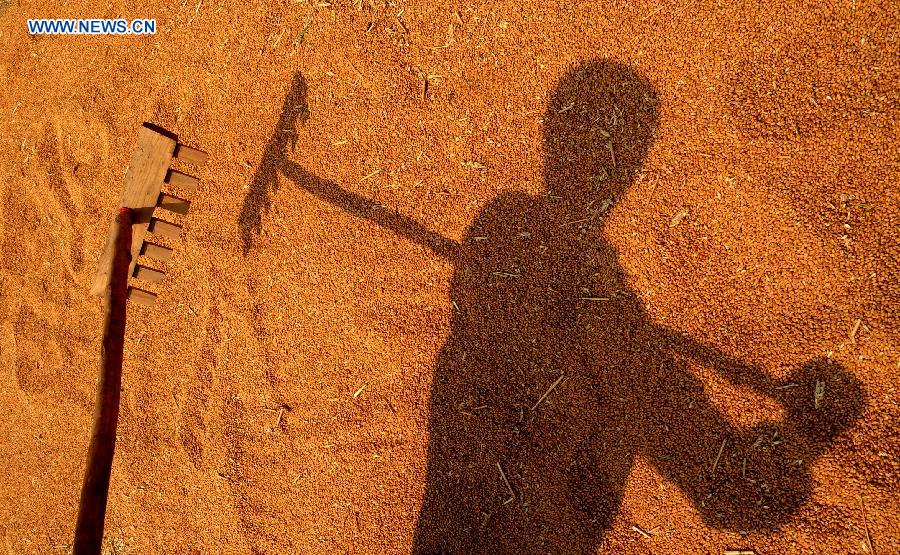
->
[[410, 60, 864, 553], [239, 61, 865, 554]]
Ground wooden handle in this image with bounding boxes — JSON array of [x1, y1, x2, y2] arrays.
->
[[74, 208, 133, 555]]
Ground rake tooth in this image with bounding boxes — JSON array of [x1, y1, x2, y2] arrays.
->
[[173, 144, 209, 166], [140, 241, 174, 262], [157, 192, 190, 215], [126, 286, 157, 306], [165, 169, 199, 192], [133, 264, 166, 283], [148, 217, 183, 240]]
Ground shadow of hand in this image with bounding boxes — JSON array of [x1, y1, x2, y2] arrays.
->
[[699, 358, 867, 530], [779, 358, 866, 446]]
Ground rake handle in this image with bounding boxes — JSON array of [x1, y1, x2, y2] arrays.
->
[[74, 207, 133, 555]]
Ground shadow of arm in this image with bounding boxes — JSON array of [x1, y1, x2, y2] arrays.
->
[[658, 324, 865, 441], [658, 327, 779, 391]]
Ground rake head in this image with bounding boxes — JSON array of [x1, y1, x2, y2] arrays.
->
[[89, 123, 207, 306]]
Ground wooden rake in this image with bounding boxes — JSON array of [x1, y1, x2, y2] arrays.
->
[[74, 123, 207, 555]]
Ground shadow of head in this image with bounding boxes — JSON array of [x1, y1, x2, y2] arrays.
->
[[542, 59, 659, 207], [460, 59, 660, 257]]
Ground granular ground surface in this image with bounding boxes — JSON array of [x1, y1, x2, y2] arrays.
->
[[0, 1, 897, 553]]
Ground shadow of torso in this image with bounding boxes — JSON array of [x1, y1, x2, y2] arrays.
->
[[417, 191, 636, 552], [414, 189, 744, 552]]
